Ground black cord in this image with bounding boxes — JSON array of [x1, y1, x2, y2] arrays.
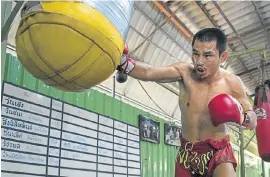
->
[[123, 2, 187, 118], [137, 80, 171, 117]]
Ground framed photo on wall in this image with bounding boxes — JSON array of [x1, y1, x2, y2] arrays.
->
[[164, 123, 182, 146], [139, 114, 160, 144]]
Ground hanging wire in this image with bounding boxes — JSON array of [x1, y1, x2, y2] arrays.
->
[[128, 2, 186, 56], [260, 51, 266, 85], [137, 80, 170, 116], [127, 2, 186, 118]]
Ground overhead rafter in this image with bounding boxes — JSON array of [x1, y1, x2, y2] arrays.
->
[[196, 1, 270, 45], [194, 1, 219, 28], [212, 1, 256, 68], [227, 22, 270, 43], [194, 1, 250, 69], [194, 2, 253, 71], [229, 46, 265, 58], [251, 1, 270, 86], [193, 1, 262, 99], [153, 1, 262, 98], [237, 62, 270, 77], [251, 1, 270, 47], [212, 1, 260, 87], [152, 1, 194, 40], [133, 3, 190, 55]]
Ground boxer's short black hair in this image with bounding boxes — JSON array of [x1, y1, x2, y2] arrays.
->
[[192, 28, 227, 55]]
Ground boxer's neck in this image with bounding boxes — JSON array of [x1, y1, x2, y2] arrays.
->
[[201, 70, 222, 85]]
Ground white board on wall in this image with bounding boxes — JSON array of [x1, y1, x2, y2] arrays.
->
[[1, 82, 141, 177]]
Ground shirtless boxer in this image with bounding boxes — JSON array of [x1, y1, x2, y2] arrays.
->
[[117, 28, 257, 177]]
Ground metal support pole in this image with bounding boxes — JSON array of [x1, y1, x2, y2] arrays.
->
[[239, 127, 246, 177], [1, 0, 13, 82], [112, 76, 116, 98], [1, 1, 25, 42], [261, 160, 265, 177]]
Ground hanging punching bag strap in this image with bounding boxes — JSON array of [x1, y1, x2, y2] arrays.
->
[[263, 86, 268, 102], [265, 79, 270, 88], [254, 86, 259, 106]]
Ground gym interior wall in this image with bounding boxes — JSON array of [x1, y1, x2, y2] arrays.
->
[[2, 52, 178, 177], [1, 47, 266, 177], [1, 1, 269, 177]]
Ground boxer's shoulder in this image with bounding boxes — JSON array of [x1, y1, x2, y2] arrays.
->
[[221, 70, 244, 96], [223, 72, 241, 85], [173, 62, 191, 71], [170, 62, 192, 78], [179, 63, 195, 77]]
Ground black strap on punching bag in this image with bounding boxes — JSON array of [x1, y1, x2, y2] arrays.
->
[[263, 86, 268, 102], [254, 80, 270, 106], [254, 86, 260, 106], [265, 79, 270, 87]]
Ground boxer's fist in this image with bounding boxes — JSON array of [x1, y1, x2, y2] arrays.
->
[[208, 94, 244, 127], [117, 44, 135, 74], [116, 71, 128, 83]]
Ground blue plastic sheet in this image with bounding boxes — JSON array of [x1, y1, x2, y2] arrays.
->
[[83, 0, 134, 40]]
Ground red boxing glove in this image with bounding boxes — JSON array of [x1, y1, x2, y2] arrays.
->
[[208, 94, 244, 127], [123, 43, 128, 55], [118, 43, 136, 74]]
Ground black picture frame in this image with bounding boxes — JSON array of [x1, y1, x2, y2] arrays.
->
[[139, 114, 160, 144], [164, 123, 182, 146]]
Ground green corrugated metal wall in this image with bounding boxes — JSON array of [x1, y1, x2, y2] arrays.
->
[[1, 1, 12, 81], [2, 52, 179, 177]]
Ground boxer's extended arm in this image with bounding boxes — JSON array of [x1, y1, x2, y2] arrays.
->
[[118, 45, 185, 82], [128, 61, 185, 82], [231, 75, 257, 130]]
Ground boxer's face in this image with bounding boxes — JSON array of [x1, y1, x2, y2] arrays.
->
[[192, 40, 227, 79]]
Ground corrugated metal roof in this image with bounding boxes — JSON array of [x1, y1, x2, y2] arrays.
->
[[6, 1, 270, 121], [165, 0, 270, 96], [122, 0, 270, 118]]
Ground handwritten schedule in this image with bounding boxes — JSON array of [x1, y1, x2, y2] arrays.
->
[[1, 82, 141, 177]]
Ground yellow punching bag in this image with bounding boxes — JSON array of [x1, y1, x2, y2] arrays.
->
[[15, 1, 134, 92]]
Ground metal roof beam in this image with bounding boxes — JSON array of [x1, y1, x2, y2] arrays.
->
[[212, 1, 259, 87], [251, 1, 270, 47], [134, 3, 190, 55], [194, 1, 219, 28], [195, 1, 258, 98], [152, 1, 194, 40], [237, 62, 270, 76], [227, 22, 270, 43], [212, 2, 251, 54], [229, 46, 265, 58], [129, 2, 184, 56], [194, 1, 253, 74]]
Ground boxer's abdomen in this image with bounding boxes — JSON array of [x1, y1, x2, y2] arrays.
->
[[180, 107, 227, 142], [178, 79, 230, 142]]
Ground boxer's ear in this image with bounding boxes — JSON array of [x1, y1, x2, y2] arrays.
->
[[220, 51, 228, 64]]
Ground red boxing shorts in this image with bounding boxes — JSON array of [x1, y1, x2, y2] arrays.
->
[[175, 136, 237, 177]]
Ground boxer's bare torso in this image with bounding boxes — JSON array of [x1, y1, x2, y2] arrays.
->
[[179, 65, 235, 142], [123, 29, 257, 177], [127, 40, 254, 144]]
